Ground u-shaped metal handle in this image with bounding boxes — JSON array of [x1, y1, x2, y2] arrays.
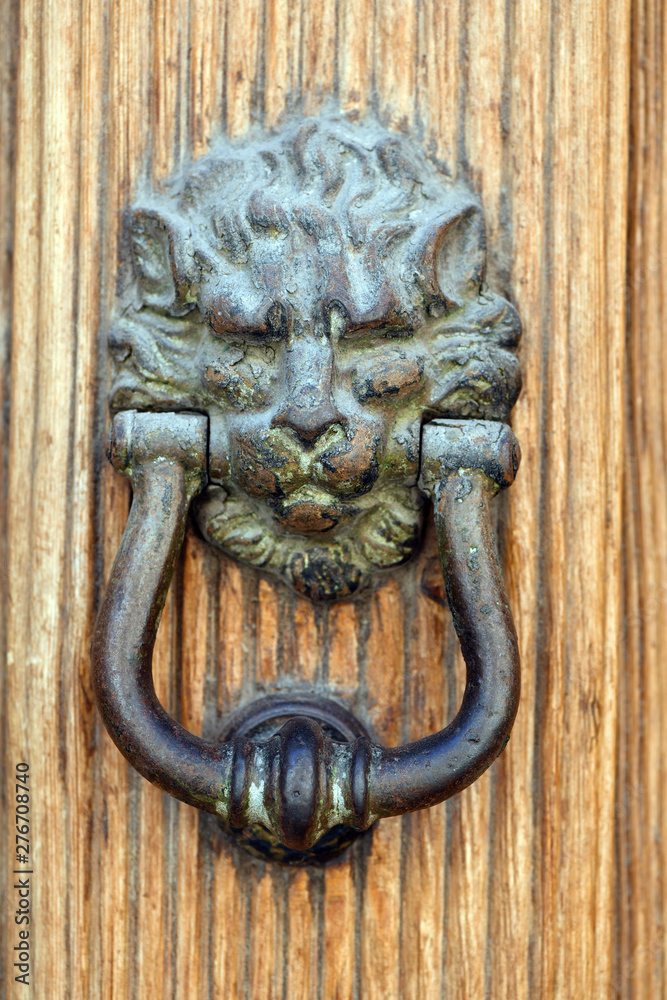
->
[[92, 411, 520, 851]]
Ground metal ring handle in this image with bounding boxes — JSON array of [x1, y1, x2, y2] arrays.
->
[[92, 411, 520, 850]]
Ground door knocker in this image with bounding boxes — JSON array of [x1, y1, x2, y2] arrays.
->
[[93, 116, 522, 862]]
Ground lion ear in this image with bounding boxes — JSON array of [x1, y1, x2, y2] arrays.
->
[[130, 207, 198, 314], [415, 202, 486, 310]]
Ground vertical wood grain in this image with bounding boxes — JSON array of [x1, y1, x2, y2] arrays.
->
[[400, 575, 449, 1000], [286, 869, 319, 1000], [337, 0, 373, 119], [2, 1, 663, 999], [0, 0, 16, 995], [616, 0, 667, 996], [361, 581, 405, 1000], [487, 2, 550, 995], [7, 3, 85, 996], [323, 601, 359, 1000]]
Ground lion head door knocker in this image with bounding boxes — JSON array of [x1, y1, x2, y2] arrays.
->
[[93, 117, 522, 862]]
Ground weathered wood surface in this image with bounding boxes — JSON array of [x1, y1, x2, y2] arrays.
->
[[1, 1, 665, 997]]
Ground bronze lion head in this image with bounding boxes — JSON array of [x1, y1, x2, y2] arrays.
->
[[110, 117, 520, 600]]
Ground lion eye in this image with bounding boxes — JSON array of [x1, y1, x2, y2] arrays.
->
[[351, 353, 424, 402], [207, 317, 281, 345], [238, 329, 282, 344]]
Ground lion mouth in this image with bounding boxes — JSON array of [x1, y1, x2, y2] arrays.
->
[[277, 501, 339, 533], [271, 487, 346, 534], [194, 481, 424, 601]]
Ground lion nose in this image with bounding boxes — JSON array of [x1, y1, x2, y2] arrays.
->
[[272, 337, 345, 444], [273, 398, 343, 443]]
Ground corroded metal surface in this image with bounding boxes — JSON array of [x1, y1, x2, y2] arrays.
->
[[109, 116, 520, 601], [92, 412, 520, 856], [217, 692, 372, 863]]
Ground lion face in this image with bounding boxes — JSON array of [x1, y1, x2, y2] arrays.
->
[[109, 117, 520, 600]]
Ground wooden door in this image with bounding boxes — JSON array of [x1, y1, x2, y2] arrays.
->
[[2, 2, 665, 998]]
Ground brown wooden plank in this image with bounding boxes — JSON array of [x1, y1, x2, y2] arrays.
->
[[287, 598, 321, 684], [7, 2, 84, 996], [323, 861, 355, 1000], [264, 0, 302, 127], [225, 0, 263, 138], [326, 601, 358, 695], [360, 580, 405, 1000], [286, 869, 320, 1000], [0, 0, 14, 979], [616, 0, 667, 995], [151, 0, 191, 179], [302, 2, 336, 116], [533, 3, 628, 993], [211, 848, 246, 997], [485, 1, 551, 994], [337, 0, 373, 118], [249, 868, 284, 1000], [374, 0, 417, 129], [462, 0, 509, 257], [62, 0, 107, 995], [218, 557, 246, 712], [322, 600, 360, 999], [416, 0, 462, 167], [189, 0, 227, 158], [257, 577, 281, 689], [399, 569, 450, 1000]]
